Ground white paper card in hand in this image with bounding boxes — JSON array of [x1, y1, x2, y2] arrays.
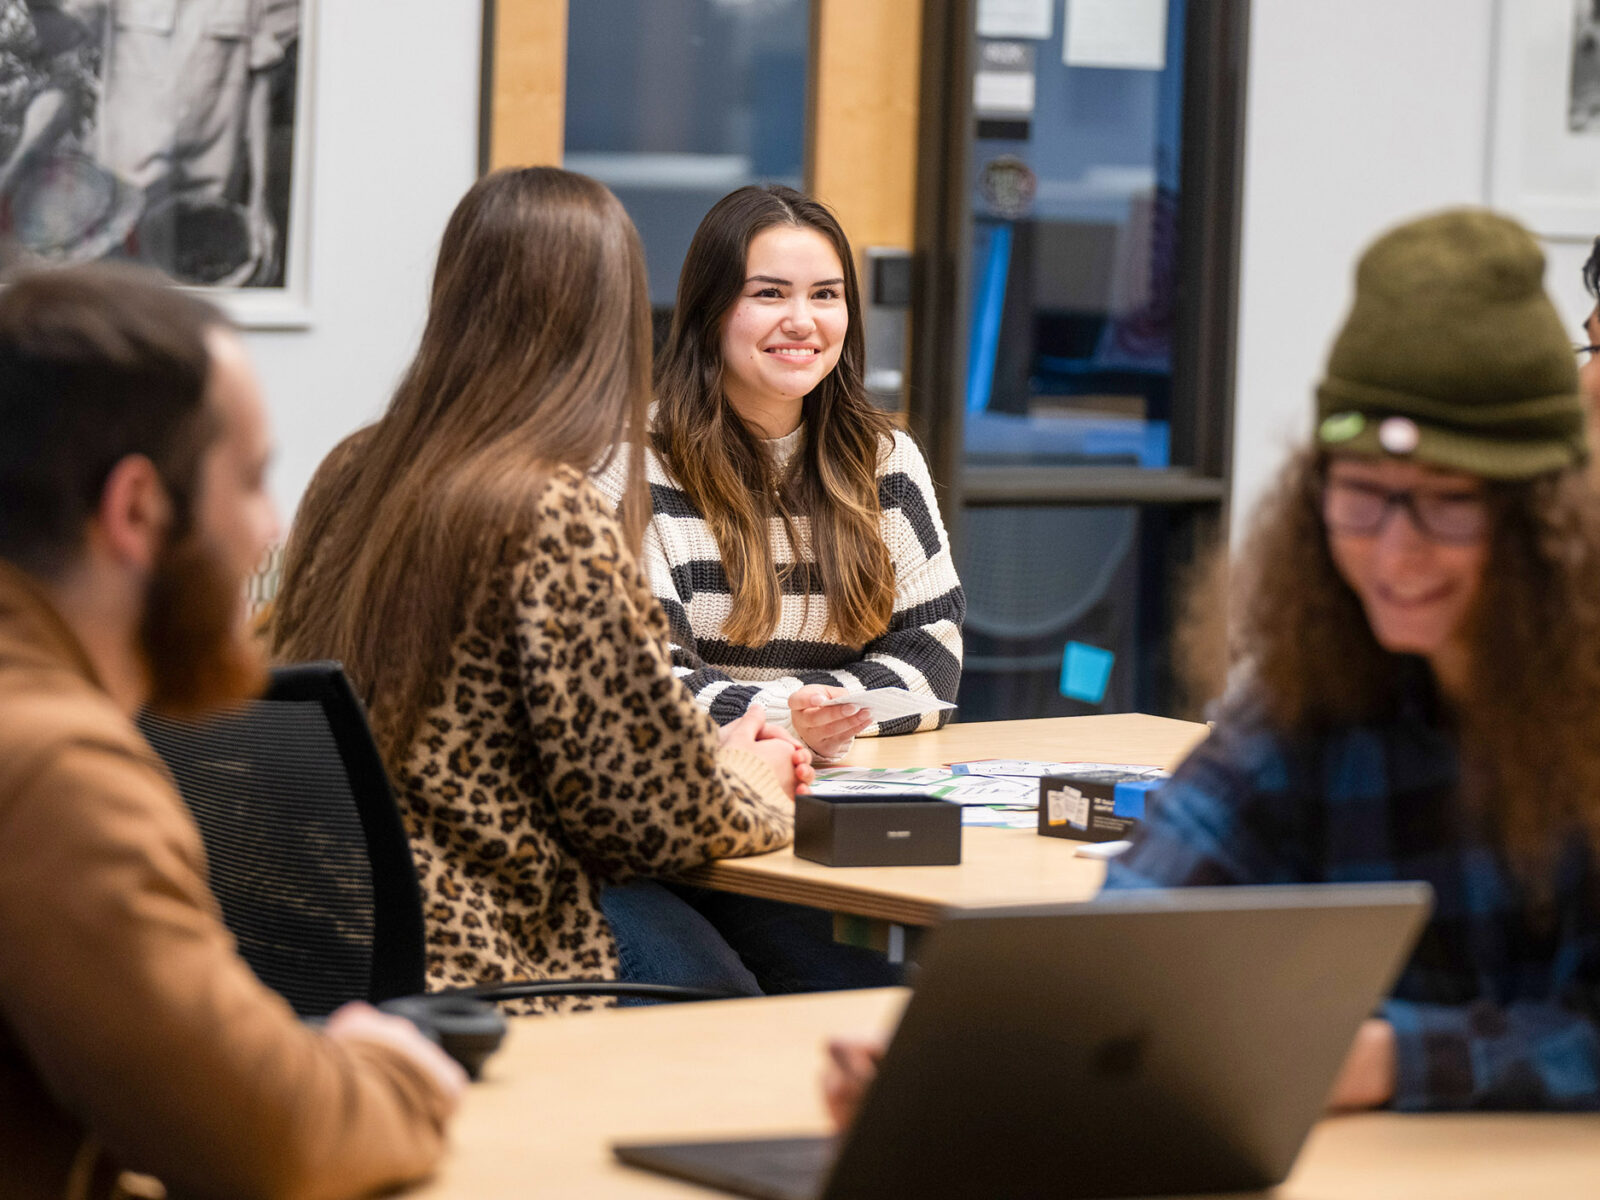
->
[[817, 688, 956, 723]]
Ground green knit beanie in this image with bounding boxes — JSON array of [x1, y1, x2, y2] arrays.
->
[[1315, 208, 1586, 479]]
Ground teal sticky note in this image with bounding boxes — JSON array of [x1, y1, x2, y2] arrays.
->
[[1060, 641, 1114, 704]]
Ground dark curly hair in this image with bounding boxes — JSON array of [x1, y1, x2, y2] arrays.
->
[[1222, 450, 1600, 879]]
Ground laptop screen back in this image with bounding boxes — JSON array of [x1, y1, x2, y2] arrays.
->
[[823, 884, 1431, 1200]]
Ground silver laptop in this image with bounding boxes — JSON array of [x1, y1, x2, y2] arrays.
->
[[615, 884, 1431, 1200]]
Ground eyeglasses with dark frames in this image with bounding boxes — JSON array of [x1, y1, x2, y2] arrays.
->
[[1321, 478, 1489, 545]]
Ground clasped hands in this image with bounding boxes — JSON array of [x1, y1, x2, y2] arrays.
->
[[718, 703, 816, 797]]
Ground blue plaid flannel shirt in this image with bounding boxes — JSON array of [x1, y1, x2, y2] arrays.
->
[[1104, 686, 1600, 1111]]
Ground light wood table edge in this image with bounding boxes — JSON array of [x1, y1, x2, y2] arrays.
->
[[676, 828, 1097, 926], [676, 859, 951, 925], [676, 714, 1210, 925], [408, 988, 1600, 1199]]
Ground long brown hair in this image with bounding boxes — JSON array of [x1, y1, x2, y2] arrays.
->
[[1225, 449, 1600, 872], [653, 185, 894, 648], [269, 168, 651, 758]]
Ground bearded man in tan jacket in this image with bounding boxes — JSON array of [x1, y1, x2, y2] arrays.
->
[[0, 265, 466, 1199]]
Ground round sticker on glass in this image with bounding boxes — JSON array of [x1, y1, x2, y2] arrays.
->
[[979, 156, 1037, 219]]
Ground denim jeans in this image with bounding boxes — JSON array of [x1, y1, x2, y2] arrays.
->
[[600, 879, 762, 1002], [665, 884, 905, 994]]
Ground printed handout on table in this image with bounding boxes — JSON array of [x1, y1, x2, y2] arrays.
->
[[925, 776, 1038, 805], [949, 759, 1169, 780], [960, 806, 1040, 829], [810, 767, 1038, 807]]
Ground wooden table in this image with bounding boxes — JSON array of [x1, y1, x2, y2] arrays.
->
[[409, 988, 1600, 1199], [678, 714, 1210, 926]]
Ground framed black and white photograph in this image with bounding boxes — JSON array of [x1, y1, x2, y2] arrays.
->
[[1491, 0, 1600, 241], [0, 0, 315, 326]]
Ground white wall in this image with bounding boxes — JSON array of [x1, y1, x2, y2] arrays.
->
[[243, 1, 483, 521], [1232, 0, 1596, 529]]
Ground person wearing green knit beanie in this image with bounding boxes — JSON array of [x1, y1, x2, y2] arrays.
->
[[1314, 209, 1586, 478], [1095, 208, 1600, 1113], [823, 210, 1600, 1131]]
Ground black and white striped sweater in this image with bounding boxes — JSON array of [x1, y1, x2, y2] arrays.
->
[[593, 427, 965, 739]]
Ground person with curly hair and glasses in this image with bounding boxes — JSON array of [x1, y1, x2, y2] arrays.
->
[[824, 210, 1600, 1131], [1101, 210, 1600, 1113]]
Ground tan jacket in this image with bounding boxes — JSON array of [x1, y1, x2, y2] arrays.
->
[[0, 562, 453, 1200]]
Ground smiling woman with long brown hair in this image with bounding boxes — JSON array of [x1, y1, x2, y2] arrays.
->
[[269, 168, 806, 1011], [593, 185, 963, 994], [594, 185, 964, 764]]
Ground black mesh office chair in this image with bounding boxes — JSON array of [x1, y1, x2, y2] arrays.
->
[[956, 506, 1139, 720], [138, 661, 726, 1017]]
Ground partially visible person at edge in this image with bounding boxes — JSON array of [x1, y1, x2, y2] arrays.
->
[[591, 185, 962, 995], [269, 168, 808, 1014], [824, 209, 1600, 1125], [592, 184, 963, 767], [1579, 237, 1599, 426], [0, 264, 465, 1200]]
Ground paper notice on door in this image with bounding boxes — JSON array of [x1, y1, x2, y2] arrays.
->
[[975, 40, 1037, 116], [1063, 0, 1168, 70], [977, 0, 1053, 40], [974, 70, 1037, 115]]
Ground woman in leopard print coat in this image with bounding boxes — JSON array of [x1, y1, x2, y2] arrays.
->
[[270, 169, 804, 1013]]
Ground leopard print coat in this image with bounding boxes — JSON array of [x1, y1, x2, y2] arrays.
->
[[389, 469, 793, 1014]]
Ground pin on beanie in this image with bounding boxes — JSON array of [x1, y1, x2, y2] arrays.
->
[[1315, 208, 1586, 479]]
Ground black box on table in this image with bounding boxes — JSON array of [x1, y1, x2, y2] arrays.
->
[[794, 794, 962, 867]]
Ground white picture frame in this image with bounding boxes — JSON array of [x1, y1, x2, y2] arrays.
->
[[1489, 0, 1600, 242], [0, 0, 317, 328]]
